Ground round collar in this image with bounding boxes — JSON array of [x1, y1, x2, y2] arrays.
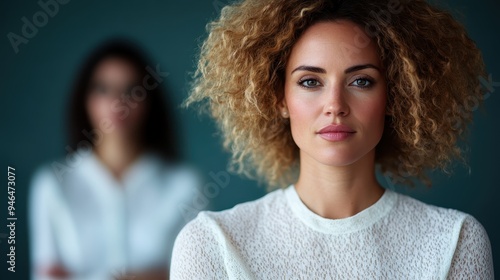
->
[[284, 184, 397, 234]]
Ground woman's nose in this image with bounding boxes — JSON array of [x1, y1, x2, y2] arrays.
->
[[323, 85, 350, 117]]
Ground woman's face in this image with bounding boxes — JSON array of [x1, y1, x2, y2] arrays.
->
[[283, 20, 387, 167], [86, 57, 146, 138]]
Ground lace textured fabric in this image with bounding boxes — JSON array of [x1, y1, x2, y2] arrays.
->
[[171, 185, 494, 279]]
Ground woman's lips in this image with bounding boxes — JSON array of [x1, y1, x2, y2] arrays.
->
[[316, 124, 356, 141]]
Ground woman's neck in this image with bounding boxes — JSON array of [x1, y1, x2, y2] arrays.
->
[[93, 135, 144, 182], [294, 149, 384, 219]]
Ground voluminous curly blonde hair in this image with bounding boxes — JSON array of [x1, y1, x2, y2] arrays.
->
[[186, 0, 486, 189]]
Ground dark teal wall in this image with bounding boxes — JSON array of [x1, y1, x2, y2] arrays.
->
[[1, 0, 498, 279]]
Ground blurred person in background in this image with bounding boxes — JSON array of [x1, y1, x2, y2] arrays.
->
[[29, 38, 200, 280]]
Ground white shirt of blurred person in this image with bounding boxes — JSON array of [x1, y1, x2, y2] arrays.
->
[[29, 40, 203, 280]]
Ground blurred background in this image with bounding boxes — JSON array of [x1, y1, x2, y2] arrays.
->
[[0, 0, 499, 279]]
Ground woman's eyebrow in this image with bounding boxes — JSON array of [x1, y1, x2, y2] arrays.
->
[[344, 64, 381, 74], [291, 65, 326, 74], [291, 64, 381, 74]]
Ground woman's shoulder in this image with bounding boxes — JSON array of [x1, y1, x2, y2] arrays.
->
[[176, 187, 287, 240], [171, 187, 288, 274], [390, 190, 490, 244], [30, 152, 98, 187], [384, 190, 493, 278], [392, 192, 494, 278], [171, 189, 282, 279], [29, 163, 70, 212], [30, 164, 61, 193], [392, 190, 469, 222]]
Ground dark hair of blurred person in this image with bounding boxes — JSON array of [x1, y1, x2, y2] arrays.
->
[[68, 38, 180, 176]]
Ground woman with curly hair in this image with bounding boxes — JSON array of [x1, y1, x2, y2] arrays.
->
[[171, 0, 494, 278]]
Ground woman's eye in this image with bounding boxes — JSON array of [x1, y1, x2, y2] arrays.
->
[[91, 83, 108, 95], [298, 79, 321, 88], [350, 78, 373, 88], [97, 86, 108, 94], [123, 85, 138, 96]]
